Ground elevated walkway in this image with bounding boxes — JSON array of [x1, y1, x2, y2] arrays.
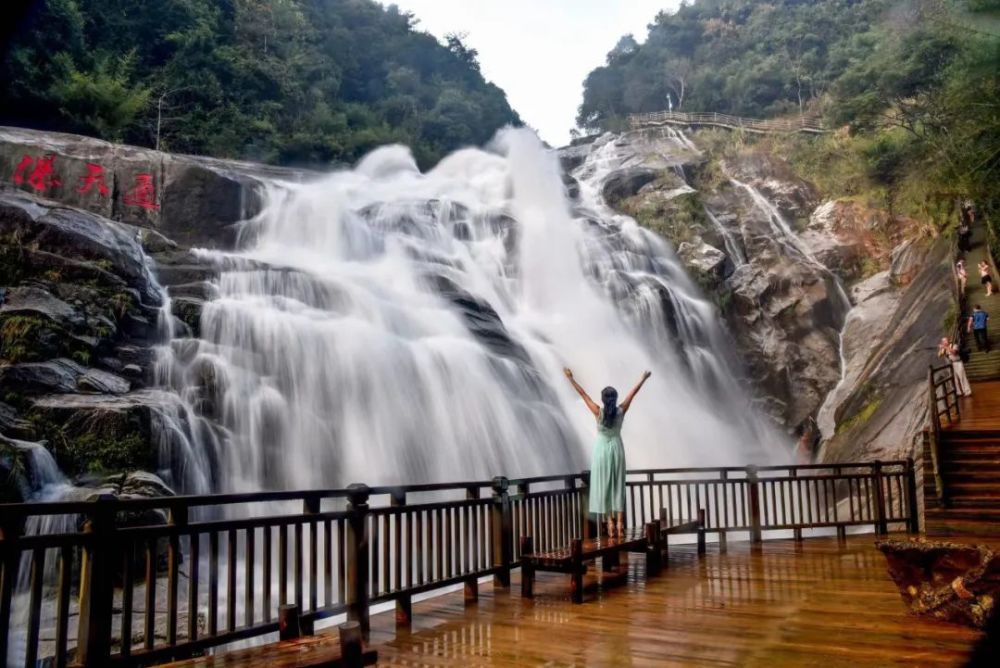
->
[[925, 217, 1000, 537], [628, 110, 828, 134], [373, 535, 980, 666]]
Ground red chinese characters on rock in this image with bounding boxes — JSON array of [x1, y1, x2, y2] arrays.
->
[[13, 154, 62, 191], [123, 173, 160, 210], [77, 163, 110, 197]]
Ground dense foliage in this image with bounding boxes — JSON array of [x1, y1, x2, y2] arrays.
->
[[581, 0, 999, 213], [0, 0, 520, 167], [578, 0, 891, 130]]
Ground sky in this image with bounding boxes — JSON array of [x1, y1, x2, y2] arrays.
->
[[390, 0, 681, 147]]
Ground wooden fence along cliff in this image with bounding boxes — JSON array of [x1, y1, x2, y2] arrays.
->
[[0, 461, 917, 667], [628, 110, 829, 134]]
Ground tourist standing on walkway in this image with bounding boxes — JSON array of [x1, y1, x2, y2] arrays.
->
[[958, 214, 972, 253], [957, 260, 968, 294], [563, 367, 651, 540], [939, 337, 972, 396], [979, 261, 995, 297], [969, 304, 991, 353]]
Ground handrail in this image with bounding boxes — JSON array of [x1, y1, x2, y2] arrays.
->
[[627, 110, 829, 134], [0, 461, 918, 666]]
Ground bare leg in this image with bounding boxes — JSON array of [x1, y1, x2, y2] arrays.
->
[[606, 516, 615, 540], [616, 512, 624, 538]]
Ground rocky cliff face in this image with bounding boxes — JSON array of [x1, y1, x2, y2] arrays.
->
[[568, 128, 947, 462], [0, 126, 311, 500]]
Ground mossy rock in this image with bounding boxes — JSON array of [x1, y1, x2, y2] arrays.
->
[[28, 399, 155, 477]]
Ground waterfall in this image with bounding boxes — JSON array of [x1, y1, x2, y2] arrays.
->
[[704, 206, 747, 266], [153, 128, 784, 494]]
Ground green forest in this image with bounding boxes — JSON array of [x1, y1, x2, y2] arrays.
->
[[579, 0, 1000, 205], [0, 0, 521, 168]]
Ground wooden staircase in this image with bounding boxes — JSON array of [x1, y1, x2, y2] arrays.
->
[[925, 432, 1000, 536], [962, 331, 1000, 381]]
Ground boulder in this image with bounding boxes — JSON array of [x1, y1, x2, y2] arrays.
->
[[0, 125, 313, 250], [28, 391, 164, 476], [0, 286, 80, 327], [677, 238, 730, 282], [78, 368, 131, 394], [601, 167, 661, 205], [878, 539, 1000, 628], [0, 188, 160, 305], [0, 358, 84, 394], [423, 273, 531, 366]]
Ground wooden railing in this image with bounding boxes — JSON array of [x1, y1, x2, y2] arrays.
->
[[628, 110, 828, 134], [927, 362, 962, 506], [0, 462, 917, 667]]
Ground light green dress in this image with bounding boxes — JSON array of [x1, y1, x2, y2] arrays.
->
[[589, 407, 626, 515]]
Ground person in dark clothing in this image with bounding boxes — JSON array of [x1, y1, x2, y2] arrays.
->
[[968, 304, 991, 353], [958, 204, 973, 252]]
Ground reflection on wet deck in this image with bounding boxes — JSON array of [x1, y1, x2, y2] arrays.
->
[[369, 534, 982, 666]]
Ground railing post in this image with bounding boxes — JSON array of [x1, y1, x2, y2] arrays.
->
[[390, 490, 411, 629], [580, 470, 594, 539], [905, 457, 920, 534], [746, 466, 763, 544], [464, 485, 480, 606], [718, 470, 728, 553], [76, 494, 117, 666], [345, 483, 371, 640], [789, 468, 802, 542], [0, 513, 25, 663], [490, 476, 511, 588], [301, 495, 320, 635], [872, 461, 888, 536]]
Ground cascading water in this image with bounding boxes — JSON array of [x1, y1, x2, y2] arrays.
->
[[157, 128, 786, 494]]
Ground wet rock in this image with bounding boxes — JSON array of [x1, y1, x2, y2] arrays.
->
[[28, 391, 165, 476], [601, 167, 660, 205], [878, 539, 1000, 628], [0, 189, 160, 305], [424, 273, 530, 365], [819, 236, 951, 463], [677, 238, 730, 283], [0, 401, 32, 439], [170, 296, 204, 336], [0, 286, 80, 327], [0, 358, 85, 393], [78, 368, 131, 394]]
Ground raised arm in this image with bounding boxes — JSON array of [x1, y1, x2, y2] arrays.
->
[[620, 371, 652, 413], [563, 368, 600, 417]]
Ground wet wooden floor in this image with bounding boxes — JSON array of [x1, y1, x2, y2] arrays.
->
[[368, 534, 982, 667], [948, 380, 1000, 432]]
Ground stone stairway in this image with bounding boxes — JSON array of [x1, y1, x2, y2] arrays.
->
[[963, 331, 1000, 381], [926, 433, 1000, 537]]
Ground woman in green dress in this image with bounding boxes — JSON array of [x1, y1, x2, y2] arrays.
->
[[563, 368, 652, 540]]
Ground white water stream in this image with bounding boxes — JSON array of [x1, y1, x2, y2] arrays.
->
[[154, 128, 785, 494]]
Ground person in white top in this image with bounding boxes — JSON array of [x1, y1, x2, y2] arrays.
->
[[939, 337, 972, 397]]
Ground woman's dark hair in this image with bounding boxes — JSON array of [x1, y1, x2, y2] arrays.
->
[[601, 386, 618, 428]]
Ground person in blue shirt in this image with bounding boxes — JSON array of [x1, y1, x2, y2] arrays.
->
[[968, 304, 991, 352]]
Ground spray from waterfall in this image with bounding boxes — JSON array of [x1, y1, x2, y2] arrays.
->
[[154, 128, 786, 494]]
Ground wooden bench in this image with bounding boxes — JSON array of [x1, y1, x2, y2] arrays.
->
[[520, 509, 706, 603], [161, 621, 377, 668]]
